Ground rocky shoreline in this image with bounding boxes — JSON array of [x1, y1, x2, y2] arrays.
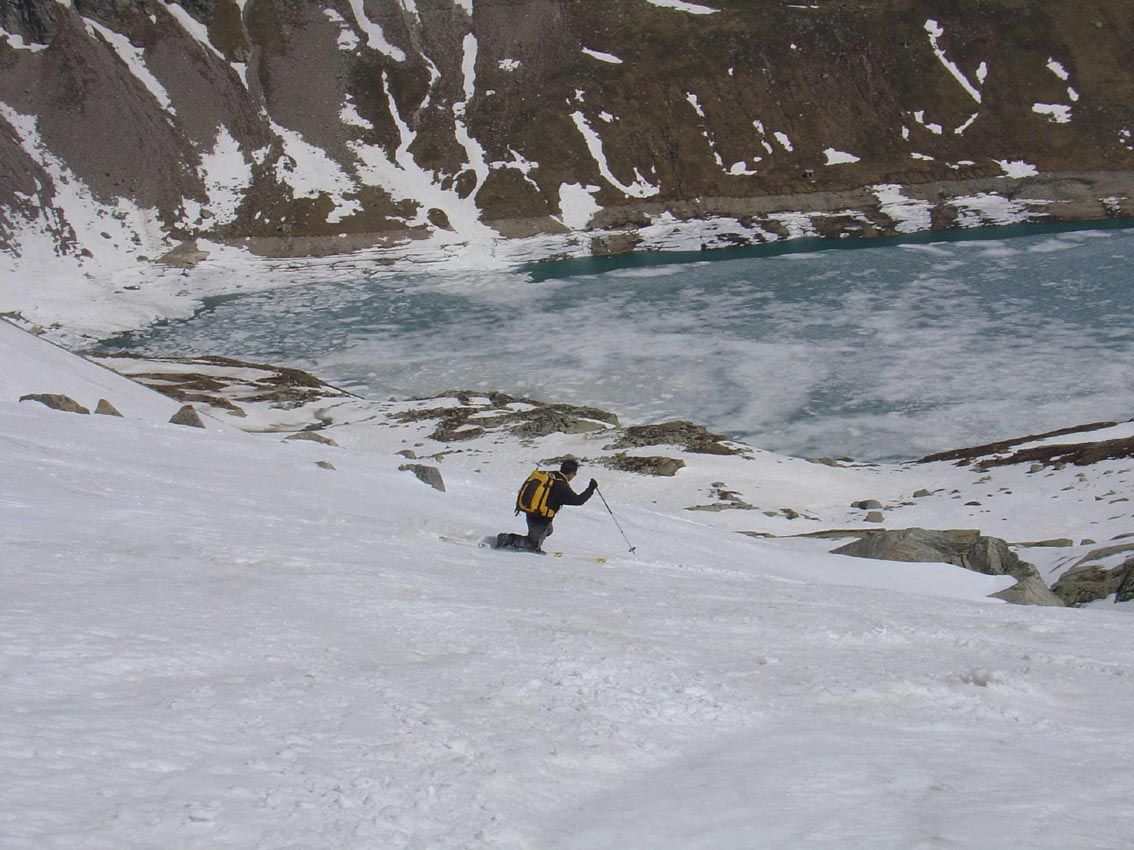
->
[[222, 171, 1134, 260]]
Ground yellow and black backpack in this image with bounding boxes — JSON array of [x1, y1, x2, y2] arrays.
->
[[515, 469, 562, 518]]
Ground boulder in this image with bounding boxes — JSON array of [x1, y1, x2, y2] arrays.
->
[[94, 399, 123, 417], [1053, 556, 1134, 605], [833, 528, 1064, 606], [157, 240, 209, 269], [285, 431, 339, 447], [399, 463, 446, 492], [852, 499, 883, 510], [315, 461, 336, 471], [1116, 558, 1134, 603], [169, 404, 206, 428], [19, 393, 89, 414]]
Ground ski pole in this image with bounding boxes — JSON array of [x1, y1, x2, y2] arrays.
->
[[596, 486, 636, 553]]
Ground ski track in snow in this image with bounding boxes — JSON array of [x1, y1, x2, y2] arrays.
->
[[2, 320, 1134, 849]]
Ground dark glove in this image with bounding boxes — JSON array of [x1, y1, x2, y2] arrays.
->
[[588, 478, 598, 492]]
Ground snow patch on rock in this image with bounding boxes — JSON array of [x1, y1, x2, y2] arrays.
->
[[645, 0, 719, 14]]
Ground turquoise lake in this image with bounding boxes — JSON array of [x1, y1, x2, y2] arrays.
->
[[102, 222, 1134, 461]]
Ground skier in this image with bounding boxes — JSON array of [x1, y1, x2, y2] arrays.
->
[[496, 458, 597, 554]]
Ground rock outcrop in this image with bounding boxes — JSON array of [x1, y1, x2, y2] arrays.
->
[[1052, 559, 1134, 606], [918, 421, 1132, 469], [605, 422, 741, 456], [92, 353, 354, 419], [391, 392, 616, 443], [602, 453, 685, 477], [832, 528, 1064, 606], [19, 393, 90, 414], [1051, 545, 1134, 605], [285, 431, 339, 447]]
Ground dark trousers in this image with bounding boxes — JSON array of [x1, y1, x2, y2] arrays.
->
[[499, 514, 553, 552], [525, 514, 553, 550]]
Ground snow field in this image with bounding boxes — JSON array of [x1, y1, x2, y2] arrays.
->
[[3, 326, 1134, 848]]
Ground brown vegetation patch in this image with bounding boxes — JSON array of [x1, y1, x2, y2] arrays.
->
[[974, 436, 1134, 470], [917, 422, 1119, 465]]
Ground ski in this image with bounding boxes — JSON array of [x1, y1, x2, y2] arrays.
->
[[552, 551, 607, 565], [437, 535, 606, 564]]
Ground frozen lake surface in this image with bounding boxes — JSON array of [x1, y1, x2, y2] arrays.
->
[[104, 223, 1134, 461]]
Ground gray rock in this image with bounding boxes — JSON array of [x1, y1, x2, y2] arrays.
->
[[169, 404, 205, 428], [511, 409, 608, 438], [1116, 558, 1134, 603], [912, 489, 932, 498], [686, 483, 755, 511], [2, 0, 61, 43], [852, 499, 883, 510], [315, 461, 336, 470], [808, 457, 848, 467], [1052, 561, 1127, 606], [603, 453, 686, 477], [399, 463, 446, 492], [19, 393, 90, 414], [285, 431, 339, 447], [1052, 555, 1134, 605], [605, 421, 739, 456], [157, 240, 210, 269], [864, 511, 885, 523], [1014, 538, 1074, 548], [94, 398, 123, 416], [833, 528, 1064, 607]]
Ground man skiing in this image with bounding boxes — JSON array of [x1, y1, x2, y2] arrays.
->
[[496, 458, 597, 554]]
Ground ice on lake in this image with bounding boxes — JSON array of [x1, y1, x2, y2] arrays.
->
[[104, 224, 1134, 461]]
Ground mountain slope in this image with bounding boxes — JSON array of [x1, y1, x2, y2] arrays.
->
[[3, 315, 1134, 849], [2, 0, 1132, 272]]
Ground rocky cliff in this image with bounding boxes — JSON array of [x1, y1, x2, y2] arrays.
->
[[1, 0, 1132, 265]]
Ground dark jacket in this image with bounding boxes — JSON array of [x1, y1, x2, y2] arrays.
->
[[546, 473, 597, 514]]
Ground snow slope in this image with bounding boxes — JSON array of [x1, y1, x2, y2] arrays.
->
[[0, 320, 182, 420], [3, 322, 1134, 849]]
